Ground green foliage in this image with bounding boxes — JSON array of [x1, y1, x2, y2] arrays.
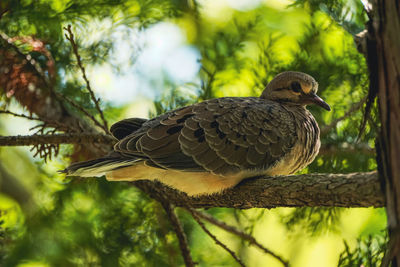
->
[[3, 179, 181, 266], [282, 207, 341, 236], [0, 0, 384, 266], [0, 211, 7, 262], [0, 206, 25, 265], [338, 234, 387, 267], [151, 84, 199, 116], [291, 0, 368, 35], [0, 0, 188, 112]]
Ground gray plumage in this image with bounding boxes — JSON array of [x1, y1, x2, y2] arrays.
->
[[63, 71, 330, 195]]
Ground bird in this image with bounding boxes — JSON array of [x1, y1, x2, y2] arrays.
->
[[63, 71, 331, 196]]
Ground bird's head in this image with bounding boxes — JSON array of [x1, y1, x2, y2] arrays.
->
[[261, 71, 331, 111]]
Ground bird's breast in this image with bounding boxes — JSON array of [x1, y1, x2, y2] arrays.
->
[[264, 108, 321, 175]]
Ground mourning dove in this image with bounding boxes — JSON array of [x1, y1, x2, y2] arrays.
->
[[63, 71, 330, 196]]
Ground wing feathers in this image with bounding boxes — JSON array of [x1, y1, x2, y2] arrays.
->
[[110, 118, 147, 140], [111, 98, 297, 175]]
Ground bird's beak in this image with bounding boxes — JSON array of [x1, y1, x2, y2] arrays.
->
[[302, 93, 331, 111]]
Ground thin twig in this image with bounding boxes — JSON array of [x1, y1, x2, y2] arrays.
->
[[0, 7, 9, 21], [0, 110, 41, 121], [187, 208, 289, 267], [321, 96, 367, 135], [0, 110, 68, 134], [0, 133, 115, 146], [54, 91, 105, 130], [188, 208, 247, 267], [161, 202, 196, 267], [64, 25, 108, 132], [154, 202, 181, 266]]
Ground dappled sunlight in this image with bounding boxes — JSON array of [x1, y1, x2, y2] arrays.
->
[[0, 0, 382, 266]]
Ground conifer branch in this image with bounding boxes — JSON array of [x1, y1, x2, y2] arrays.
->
[[161, 202, 196, 267], [54, 91, 106, 130], [188, 208, 247, 267], [0, 133, 115, 146], [186, 208, 289, 266], [0, 133, 381, 209], [0, 109, 41, 121], [64, 25, 109, 133], [134, 171, 382, 209]]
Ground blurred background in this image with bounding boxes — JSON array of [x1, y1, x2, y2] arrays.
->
[[0, 0, 385, 266]]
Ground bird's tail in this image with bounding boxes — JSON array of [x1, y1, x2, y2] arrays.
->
[[60, 155, 139, 177]]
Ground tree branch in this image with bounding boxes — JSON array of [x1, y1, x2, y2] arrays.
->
[[134, 172, 382, 209], [1, 32, 110, 158], [0, 134, 382, 208], [53, 91, 106, 131], [0, 109, 41, 121], [0, 7, 9, 21], [189, 208, 247, 267], [161, 202, 196, 267], [64, 25, 108, 132], [0, 133, 115, 146], [186, 208, 288, 266]]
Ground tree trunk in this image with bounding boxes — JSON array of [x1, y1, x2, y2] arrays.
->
[[368, 0, 400, 265]]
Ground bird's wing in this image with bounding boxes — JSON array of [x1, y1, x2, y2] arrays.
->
[[114, 98, 297, 175], [110, 118, 148, 140]]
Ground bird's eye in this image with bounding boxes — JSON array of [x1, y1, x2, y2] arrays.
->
[[290, 82, 302, 93]]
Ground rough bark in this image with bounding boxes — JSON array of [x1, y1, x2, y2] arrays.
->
[[366, 0, 400, 265], [0, 133, 115, 146], [134, 172, 383, 209], [0, 134, 382, 208]]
